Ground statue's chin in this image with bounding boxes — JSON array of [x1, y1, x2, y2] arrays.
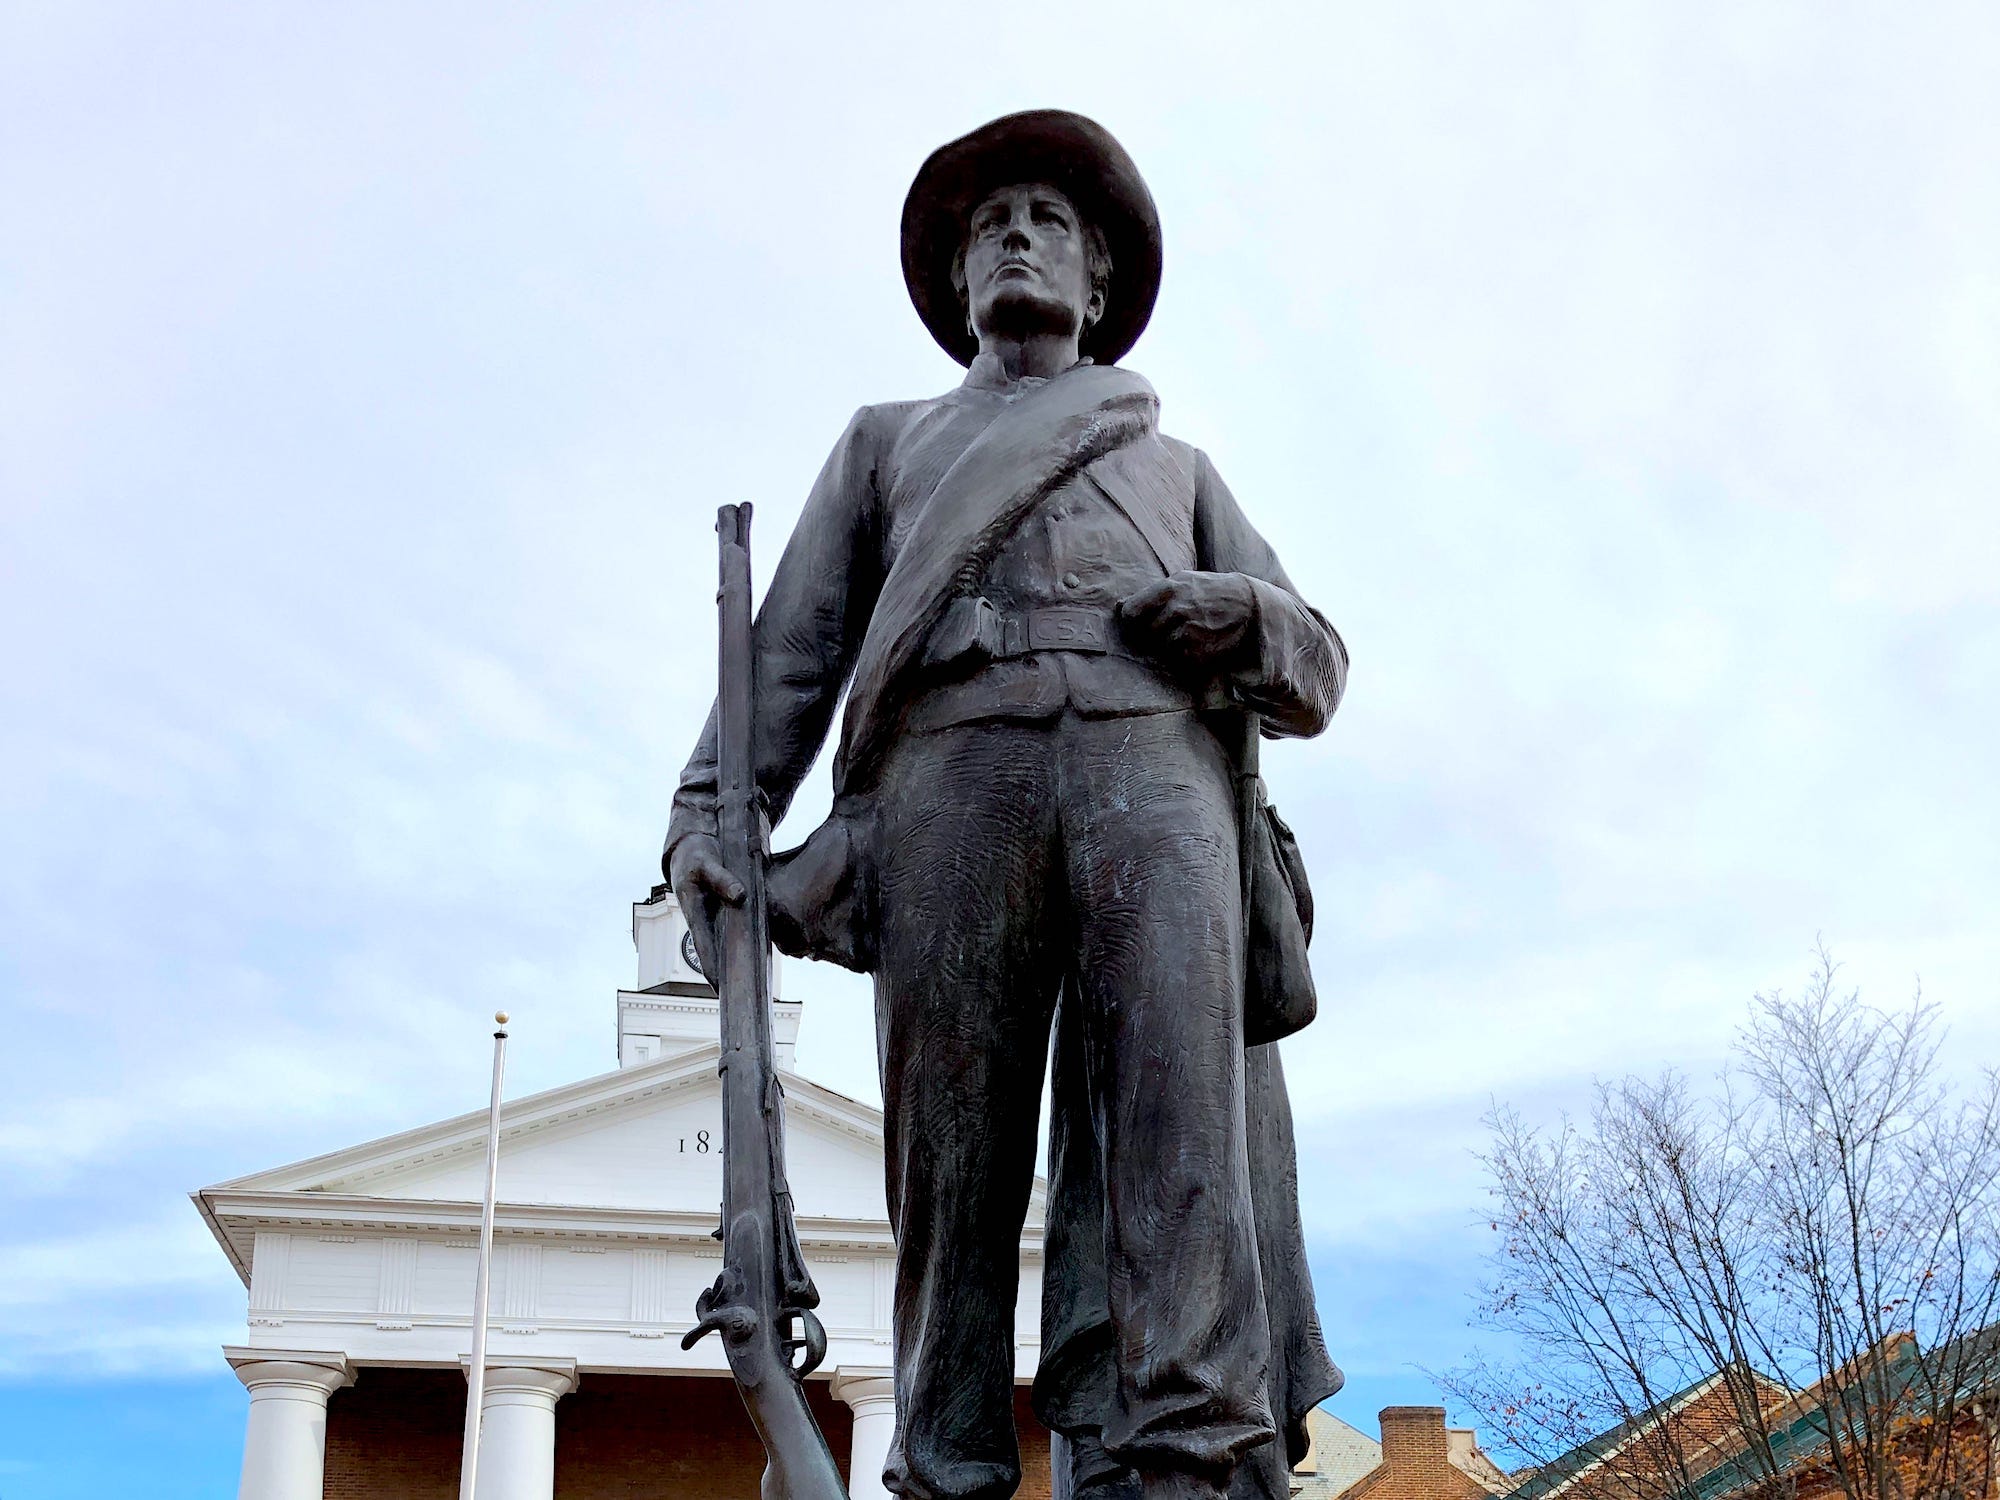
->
[[974, 289, 1085, 346]]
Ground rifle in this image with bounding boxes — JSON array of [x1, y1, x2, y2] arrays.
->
[[683, 503, 850, 1500]]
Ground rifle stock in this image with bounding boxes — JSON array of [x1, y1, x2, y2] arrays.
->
[[683, 503, 850, 1500]]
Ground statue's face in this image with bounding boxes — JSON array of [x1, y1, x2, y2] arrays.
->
[[962, 182, 1102, 346]]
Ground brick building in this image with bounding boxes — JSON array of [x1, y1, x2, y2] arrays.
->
[[1296, 1408, 1504, 1500], [195, 889, 1053, 1500], [1503, 1371, 1792, 1500], [1499, 1329, 2000, 1500], [1676, 1330, 2000, 1500]]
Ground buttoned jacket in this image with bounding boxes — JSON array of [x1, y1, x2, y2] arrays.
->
[[668, 358, 1347, 859]]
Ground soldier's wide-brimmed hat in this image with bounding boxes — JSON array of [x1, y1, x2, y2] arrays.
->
[[901, 109, 1163, 368]]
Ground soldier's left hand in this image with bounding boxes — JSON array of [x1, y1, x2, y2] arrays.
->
[[1118, 570, 1257, 665]]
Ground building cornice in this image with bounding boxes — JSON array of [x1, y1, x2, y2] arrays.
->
[[195, 1187, 1046, 1274]]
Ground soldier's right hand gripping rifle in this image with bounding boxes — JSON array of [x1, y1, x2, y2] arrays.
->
[[682, 503, 850, 1500]]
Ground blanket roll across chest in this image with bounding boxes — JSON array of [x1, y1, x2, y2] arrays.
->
[[765, 367, 1318, 1046]]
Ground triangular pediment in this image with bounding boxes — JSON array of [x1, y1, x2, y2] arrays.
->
[[204, 1048, 899, 1220], [195, 1049, 1049, 1295], [202, 1050, 1049, 1227]]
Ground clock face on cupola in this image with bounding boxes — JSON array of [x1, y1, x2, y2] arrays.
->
[[629, 884, 778, 1000], [619, 886, 789, 1069]]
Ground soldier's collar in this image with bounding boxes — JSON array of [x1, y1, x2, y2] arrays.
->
[[960, 351, 1096, 397]]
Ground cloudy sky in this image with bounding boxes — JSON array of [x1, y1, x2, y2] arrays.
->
[[4, 2, 1997, 1494]]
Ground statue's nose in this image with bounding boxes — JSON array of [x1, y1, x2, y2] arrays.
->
[[1002, 223, 1031, 253]]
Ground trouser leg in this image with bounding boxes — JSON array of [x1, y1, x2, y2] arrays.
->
[[1037, 982, 1133, 1500], [874, 723, 1062, 1500], [1058, 712, 1273, 1481]]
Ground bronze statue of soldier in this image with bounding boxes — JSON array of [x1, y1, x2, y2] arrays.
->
[[667, 110, 1347, 1500]]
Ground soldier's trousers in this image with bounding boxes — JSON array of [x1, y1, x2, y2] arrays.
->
[[873, 709, 1275, 1500]]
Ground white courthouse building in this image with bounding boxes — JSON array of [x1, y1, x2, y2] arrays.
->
[[194, 887, 1056, 1500]]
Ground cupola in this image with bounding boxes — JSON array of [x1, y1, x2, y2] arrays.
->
[[616, 885, 798, 1070]]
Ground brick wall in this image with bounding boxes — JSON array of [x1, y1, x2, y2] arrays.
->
[[321, 1368, 1054, 1500], [1534, 1384, 2000, 1500], [1611, 1379, 1780, 1496], [324, 1366, 463, 1500], [1348, 1407, 1494, 1500], [1014, 1386, 1054, 1500], [1783, 1410, 1999, 1500], [555, 1372, 850, 1499], [1555, 1378, 1793, 1500]]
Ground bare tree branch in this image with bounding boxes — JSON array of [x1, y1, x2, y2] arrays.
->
[[1440, 952, 2000, 1500]]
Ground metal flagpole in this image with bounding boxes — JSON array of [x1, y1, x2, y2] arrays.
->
[[458, 1011, 510, 1500]]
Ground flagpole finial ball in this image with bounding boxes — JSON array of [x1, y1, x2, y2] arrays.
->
[[495, 1011, 510, 1026]]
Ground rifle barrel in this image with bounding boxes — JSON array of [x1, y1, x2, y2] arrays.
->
[[689, 502, 848, 1500]]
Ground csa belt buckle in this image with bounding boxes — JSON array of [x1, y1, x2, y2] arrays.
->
[[1027, 606, 1111, 653]]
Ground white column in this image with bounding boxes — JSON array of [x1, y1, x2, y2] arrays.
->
[[224, 1347, 354, 1500], [833, 1366, 897, 1500], [464, 1361, 577, 1500]]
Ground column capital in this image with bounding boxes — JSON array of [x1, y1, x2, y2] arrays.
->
[[460, 1357, 578, 1405], [837, 1366, 898, 1500], [223, 1347, 355, 1399], [831, 1364, 896, 1412]]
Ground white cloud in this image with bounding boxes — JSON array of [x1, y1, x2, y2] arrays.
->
[[1, 0, 1996, 1384], [0, 1219, 215, 1311]]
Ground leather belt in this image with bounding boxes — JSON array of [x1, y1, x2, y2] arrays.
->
[[923, 597, 1142, 671], [993, 605, 1135, 659]]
